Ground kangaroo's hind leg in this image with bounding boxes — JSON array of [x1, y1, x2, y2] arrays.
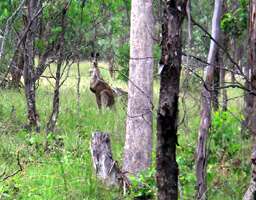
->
[[100, 90, 110, 108], [95, 93, 102, 110]]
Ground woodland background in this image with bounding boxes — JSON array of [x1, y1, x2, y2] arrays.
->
[[0, 0, 254, 199]]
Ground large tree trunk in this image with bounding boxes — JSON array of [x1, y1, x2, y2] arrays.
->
[[23, 0, 40, 131], [156, 1, 187, 200], [123, 0, 154, 173], [243, 1, 256, 199], [196, 0, 223, 199]]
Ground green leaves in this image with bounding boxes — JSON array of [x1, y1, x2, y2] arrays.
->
[[221, 0, 249, 37], [0, 0, 10, 23], [211, 110, 242, 155], [127, 167, 157, 199], [35, 39, 46, 54]]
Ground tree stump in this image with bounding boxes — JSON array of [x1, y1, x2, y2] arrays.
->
[[90, 132, 130, 190]]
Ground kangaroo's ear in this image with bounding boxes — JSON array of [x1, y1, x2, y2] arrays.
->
[[91, 52, 94, 58], [96, 52, 100, 58]]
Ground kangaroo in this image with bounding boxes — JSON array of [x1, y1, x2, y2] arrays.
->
[[90, 52, 115, 109]]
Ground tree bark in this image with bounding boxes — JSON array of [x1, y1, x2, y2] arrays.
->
[[219, 1, 228, 112], [123, 0, 154, 174], [219, 50, 228, 111], [90, 132, 130, 189], [196, 0, 223, 199], [23, 0, 41, 131], [242, 63, 253, 136], [212, 51, 220, 111], [243, 1, 256, 199], [156, 1, 187, 200]]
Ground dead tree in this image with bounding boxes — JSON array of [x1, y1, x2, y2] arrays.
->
[[196, 0, 223, 199], [89, 53, 115, 109], [90, 132, 130, 190], [156, 1, 187, 200]]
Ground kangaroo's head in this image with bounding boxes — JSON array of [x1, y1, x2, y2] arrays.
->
[[90, 52, 101, 82]]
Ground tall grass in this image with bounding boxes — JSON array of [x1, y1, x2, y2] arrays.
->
[[0, 61, 252, 199]]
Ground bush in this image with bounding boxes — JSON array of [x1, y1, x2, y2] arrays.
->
[[125, 167, 156, 200]]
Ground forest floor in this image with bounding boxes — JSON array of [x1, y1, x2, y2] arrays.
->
[[0, 61, 252, 200]]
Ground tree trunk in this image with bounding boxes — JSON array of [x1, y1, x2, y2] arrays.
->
[[196, 0, 223, 199], [23, 0, 40, 131], [156, 1, 187, 200], [46, 61, 61, 132], [123, 0, 154, 174], [243, 1, 256, 199], [242, 63, 253, 136], [46, 6, 66, 133], [219, 50, 228, 111], [212, 51, 220, 111], [219, 1, 228, 112]]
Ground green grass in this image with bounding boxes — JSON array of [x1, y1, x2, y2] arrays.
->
[[0, 61, 252, 199], [0, 61, 126, 200]]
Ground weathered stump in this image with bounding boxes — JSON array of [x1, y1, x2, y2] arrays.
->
[[90, 131, 130, 190]]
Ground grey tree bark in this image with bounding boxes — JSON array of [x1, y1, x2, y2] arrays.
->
[[243, 1, 256, 199], [196, 0, 223, 199], [23, 0, 41, 131], [123, 0, 154, 174], [90, 132, 130, 190], [156, 1, 187, 200]]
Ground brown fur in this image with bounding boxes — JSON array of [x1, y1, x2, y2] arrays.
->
[[90, 53, 115, 109]]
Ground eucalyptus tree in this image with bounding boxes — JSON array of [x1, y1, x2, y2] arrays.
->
[[123, 0, 154, 173], [156, 1, 187, 199], [196, 0, 223, 199]]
